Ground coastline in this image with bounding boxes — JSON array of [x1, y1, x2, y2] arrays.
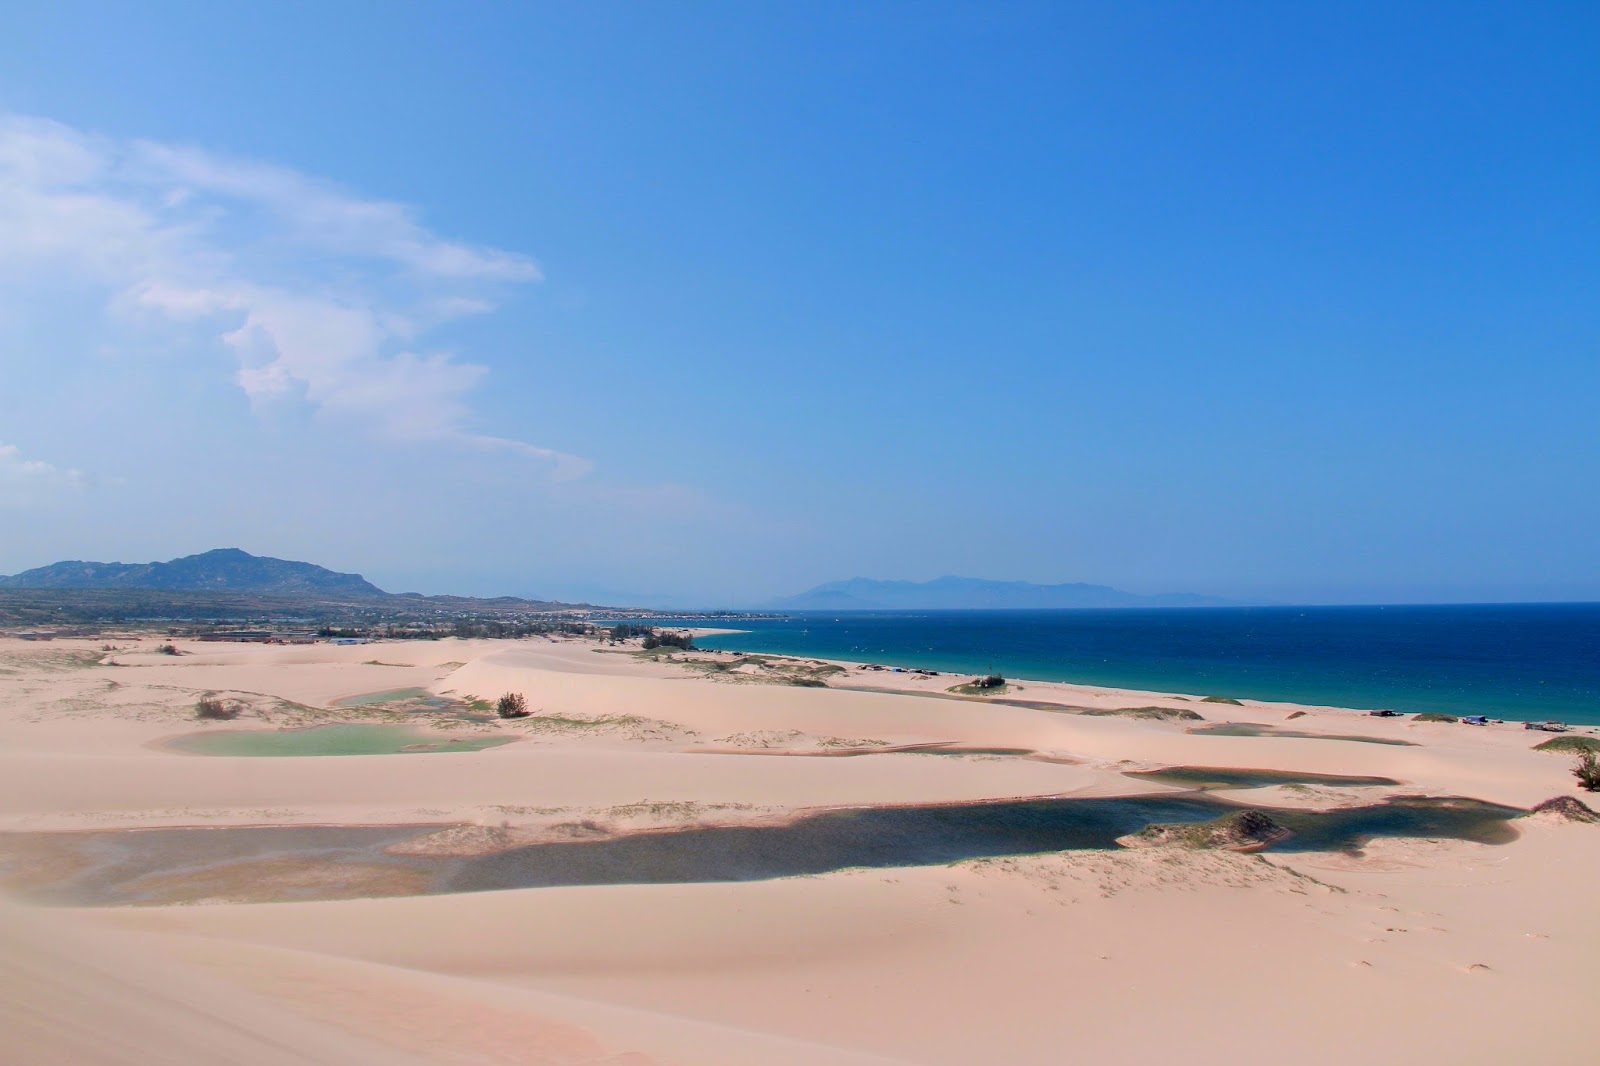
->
[[2, 632, 1597, 1065], [681, 604, 1600, 725], [664, 637, 1600, 755]]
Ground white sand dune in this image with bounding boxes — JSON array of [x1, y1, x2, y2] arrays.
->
[[0, 896, 431, 1065], [1, 634, 1596, 1063]]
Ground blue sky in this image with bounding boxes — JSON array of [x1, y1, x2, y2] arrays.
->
[[1, 2, 1596, 606]]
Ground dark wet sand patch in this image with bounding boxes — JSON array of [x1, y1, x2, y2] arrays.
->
[[837, 684, 1098, 714], [690, 742, 1074, 763], [1125, 766, 1403, 791], [840, 685, 1212, 721], [1187, 723, 1419, 746], [0, 824, 442, 905], [122, 855, 437, 904]]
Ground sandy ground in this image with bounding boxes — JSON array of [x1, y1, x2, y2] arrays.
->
[[1, 633, 1596, 1064]]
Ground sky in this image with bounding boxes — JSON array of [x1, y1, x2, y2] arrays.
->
[[1, 2, 1596, 607]]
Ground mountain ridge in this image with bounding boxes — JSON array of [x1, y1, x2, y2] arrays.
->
[[766, 575, 1236, 610], [0, 548, 387, 597]]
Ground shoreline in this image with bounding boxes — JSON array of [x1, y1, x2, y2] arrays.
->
[[676, 634, 1600, 738], [3, 632, 1598, 1065], [687, 622, 1599, 727]]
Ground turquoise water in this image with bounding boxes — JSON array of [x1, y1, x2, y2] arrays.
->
[[685, 605, 1600, 725], [166, 724, 515, 756], [333, 687, 432, 706], [332, 688, 457, 709]]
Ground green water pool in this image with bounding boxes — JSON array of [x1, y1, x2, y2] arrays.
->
[[332, 688, 437, 707], [166, 724, 516, 757]]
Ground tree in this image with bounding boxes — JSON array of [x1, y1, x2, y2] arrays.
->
[[496, 692, 531, 719]]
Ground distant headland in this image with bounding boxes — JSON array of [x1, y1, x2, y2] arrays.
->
[[766, 576, 1239, 611]]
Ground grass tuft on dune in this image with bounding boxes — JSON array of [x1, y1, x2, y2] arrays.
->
[[1526, 796, 1600, 823], [1078, 706, 1203, 722], [1118, 809, 1289, 850], [1533, 736, 1600, 754]]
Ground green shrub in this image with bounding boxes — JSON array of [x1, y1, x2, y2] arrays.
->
[[496, 692, 531, 719], [1413, 712, 1458, 723], [1201, 695, 1243, 706], [948, 676, 1010, 696], [194, 694, 238, 720], [1575, 751, 1600, 792]]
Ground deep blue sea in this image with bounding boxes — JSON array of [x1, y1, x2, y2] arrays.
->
[[684, 605, 1600, 725]]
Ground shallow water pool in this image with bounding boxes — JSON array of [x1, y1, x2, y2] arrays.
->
[[165, 724, 516, 757], [0, 793, 1522, 907]]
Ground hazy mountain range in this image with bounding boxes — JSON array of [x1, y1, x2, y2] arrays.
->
[[0, 551, 1234, 612], [765, 576, 1236, 611], [0, 549, 389, 597]]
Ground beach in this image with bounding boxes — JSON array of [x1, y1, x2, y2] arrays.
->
[[2, 632, 1597, 1065]]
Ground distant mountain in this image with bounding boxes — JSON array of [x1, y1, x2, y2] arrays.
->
[[767, 576, 1236, 611], [0, 548, 386, 598]]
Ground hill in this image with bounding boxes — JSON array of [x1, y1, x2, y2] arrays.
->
[[0, 548, 386, 597], [767, 576, 1235, 610]]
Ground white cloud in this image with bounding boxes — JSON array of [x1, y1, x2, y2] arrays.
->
[[0, 443, 87, 507], [0, 114, 584, 476], [127, 140, 541, 282]]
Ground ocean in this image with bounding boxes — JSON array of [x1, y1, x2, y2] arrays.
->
[[685, 604, 1600, 725]]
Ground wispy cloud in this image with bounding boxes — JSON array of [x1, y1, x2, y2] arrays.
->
[[127, 140, 541, 282], [0, 114, 587, 476], [0, 443, 86, 507]]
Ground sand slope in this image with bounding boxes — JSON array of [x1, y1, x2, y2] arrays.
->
[[0, 897, 429, 1065]]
